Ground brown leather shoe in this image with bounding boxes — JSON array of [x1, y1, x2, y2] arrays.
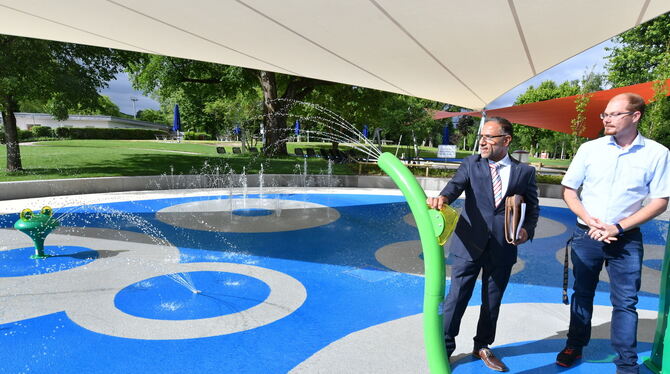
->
[[472, 348, 509, 372]]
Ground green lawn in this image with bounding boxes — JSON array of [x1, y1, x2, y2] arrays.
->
[[0, 140, 357, 182], [0, 140, 571, 182]]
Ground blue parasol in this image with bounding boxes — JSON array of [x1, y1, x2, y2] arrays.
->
[[362, 125, 369, 138], [294, 120, 301, 135], [172, 104, 181, 132]]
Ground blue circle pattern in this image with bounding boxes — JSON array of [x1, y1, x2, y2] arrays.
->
[[644, 259, 663, 271], [114, 271, 271, 320], [232, 208, 274, 217], [0, 246, 98, 277]]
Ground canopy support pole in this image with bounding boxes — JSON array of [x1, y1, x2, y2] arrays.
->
[[472, 111, 487, 154]]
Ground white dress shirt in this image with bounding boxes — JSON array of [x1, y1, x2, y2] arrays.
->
[[490, 154, 513, 197]]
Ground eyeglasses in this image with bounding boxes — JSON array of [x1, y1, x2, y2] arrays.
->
[[478, 134, 508, 143], [599, 111, 636, 120]]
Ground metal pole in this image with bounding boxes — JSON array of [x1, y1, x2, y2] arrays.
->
[[472, 111, 487, 154], [130, 97, 138, 119]]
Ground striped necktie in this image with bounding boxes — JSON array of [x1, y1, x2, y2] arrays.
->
[[489, 161, 503, 207]]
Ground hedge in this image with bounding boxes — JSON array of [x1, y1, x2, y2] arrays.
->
[[31, 126, 53, 138], [183, 131, 212, 140], [66, 128, 165, 140], [0, 127, 166, 143]]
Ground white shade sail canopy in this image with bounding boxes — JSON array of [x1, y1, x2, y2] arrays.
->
[[0, 0, 668, 109]]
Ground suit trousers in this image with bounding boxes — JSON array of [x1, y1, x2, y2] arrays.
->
[[567, 226, 643, 374], [442, 248, 514, 355]]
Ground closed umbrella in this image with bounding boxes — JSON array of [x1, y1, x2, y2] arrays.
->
[[172, 104, 181, 142], [362, 125, 369, 138], [442, 125, 450, 145], [172, 104, 181, 132], [294, 120, 301, 142]]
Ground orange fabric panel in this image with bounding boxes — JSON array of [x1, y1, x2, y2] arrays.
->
[[432, 79, 670, 139]]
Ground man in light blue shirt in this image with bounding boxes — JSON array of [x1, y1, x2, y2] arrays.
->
[[556, 93, 670, 374]]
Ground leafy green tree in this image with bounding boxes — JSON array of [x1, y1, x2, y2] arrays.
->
[[512, 80, 586, 157], [203, 91, 263, 147], [136, 108, 170, 125], [0, 35, 128, 171], [127, 55, 331, 156], [73, 96, 122, 117], [15, 95, 121, 117], [606, 12, 670, 146], [606, 13, 670, 87], [455, 115, 476, 150], [299, 84, 445, 149]]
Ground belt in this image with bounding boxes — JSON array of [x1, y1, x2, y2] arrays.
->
[[576, 222, 640, 233]]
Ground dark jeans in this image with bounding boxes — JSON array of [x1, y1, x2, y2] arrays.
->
[[443, 250, 513, 355], [567, 225, 643, 374]]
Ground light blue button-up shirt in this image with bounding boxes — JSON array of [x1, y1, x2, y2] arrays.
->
[[562, 133, 670, 225]]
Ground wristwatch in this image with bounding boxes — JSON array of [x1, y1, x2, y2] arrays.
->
[[615, 223, 625, 235]]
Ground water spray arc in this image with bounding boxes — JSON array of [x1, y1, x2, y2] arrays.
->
[[377, 152, 458, 374]]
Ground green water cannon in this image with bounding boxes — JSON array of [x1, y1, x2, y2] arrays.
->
[[377, 152, 458, 374], [13, 206, 60, 259], [644, 237, 670, 373]]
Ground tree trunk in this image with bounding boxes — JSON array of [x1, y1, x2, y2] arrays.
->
[[258, 71, 288, 156], [2, 96, 22, 171]]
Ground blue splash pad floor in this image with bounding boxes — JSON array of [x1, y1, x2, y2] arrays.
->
[[0, 191, 666, 373]]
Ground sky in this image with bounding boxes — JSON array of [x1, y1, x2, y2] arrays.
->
[[487, 39, 615, 109], [99, 73, 161, 116], [100, 39, 616, 116]]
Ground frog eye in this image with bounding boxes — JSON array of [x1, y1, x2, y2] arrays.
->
[[40, 206, 53, 217], [20, 209, 33, 221]]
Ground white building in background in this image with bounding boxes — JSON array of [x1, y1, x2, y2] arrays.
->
[[4, 113, 167, 131]]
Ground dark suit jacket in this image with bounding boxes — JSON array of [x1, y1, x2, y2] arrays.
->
[[440, 154, 539, 265]]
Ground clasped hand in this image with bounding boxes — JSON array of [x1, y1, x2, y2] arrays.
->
[[586, 217, 618, 243]]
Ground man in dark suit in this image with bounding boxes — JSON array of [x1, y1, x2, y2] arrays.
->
[[427, 116, 539, 372]]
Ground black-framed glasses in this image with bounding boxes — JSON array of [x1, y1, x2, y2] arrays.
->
[[599, 111, 636, 120], [478, 134, 508, 142]]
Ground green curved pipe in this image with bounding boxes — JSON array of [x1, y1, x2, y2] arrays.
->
[[377, 152, 451, 374], [644, 236, 670, 373]]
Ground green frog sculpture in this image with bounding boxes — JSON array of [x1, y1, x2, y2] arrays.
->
[[14, 206, 60, 259]]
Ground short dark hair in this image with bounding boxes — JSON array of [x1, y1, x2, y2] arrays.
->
[[487, 116, 514, 138]]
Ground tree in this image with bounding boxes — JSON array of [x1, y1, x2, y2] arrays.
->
[[256, 71, 331, 155], [74, 96, 122, 117], [606, 12, 670, 87], [606, 12, 670, 147], [512, 80, 586, 157], [455, 115, 476, 150], [137, 108, 170, 125], [204, 91, 263, 146], [296, 84, 445, 148], [0, 35, 128, 171], [127, 55, 331, 156]]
